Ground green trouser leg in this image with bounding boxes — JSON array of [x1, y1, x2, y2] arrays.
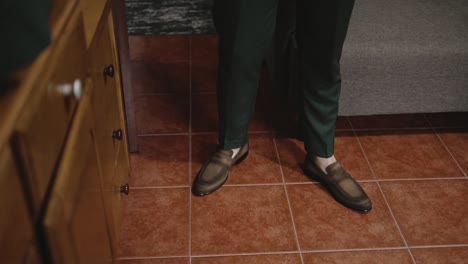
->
[[296, 0, 355, 158], [213, 0, 354, 156], [212, 0, 279, 149]]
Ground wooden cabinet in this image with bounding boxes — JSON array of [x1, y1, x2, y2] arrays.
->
[[87, 8, 130, 253], [15, 10, 87, 212], [0, 147, 39, 263], [0, 0, 131, 262], [43, 82, 113, 264]]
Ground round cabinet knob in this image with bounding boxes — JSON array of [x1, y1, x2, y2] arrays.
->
[[112, 129, 123, 141], [72, 79, 83, 99], [103, 65, 114, 77], [56, 79, 82, 100], [120, 184, 129, 195]]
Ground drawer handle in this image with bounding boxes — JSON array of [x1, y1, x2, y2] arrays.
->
[[57, 79, 83, 100], [103, 65, 114, 77], [112, 129, 123, 141], [120, 184, 129, 195]]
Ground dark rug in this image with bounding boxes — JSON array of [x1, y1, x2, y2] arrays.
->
[[125, 0, 216, 35]]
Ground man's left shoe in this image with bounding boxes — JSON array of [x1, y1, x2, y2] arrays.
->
[[303, 156, 372, 213]]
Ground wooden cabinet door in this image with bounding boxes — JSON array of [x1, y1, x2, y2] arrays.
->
[[15, 11, 87, 212], [0, 146, 38, 263], [42, 84, 113, 264], [88, 9, 130, 252]]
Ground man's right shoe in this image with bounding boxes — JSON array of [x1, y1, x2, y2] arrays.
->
[[303, 156, 372, 213], [192, 143, 249, 196]]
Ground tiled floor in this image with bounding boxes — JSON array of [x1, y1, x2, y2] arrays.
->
[[118, 35, 468, 264]]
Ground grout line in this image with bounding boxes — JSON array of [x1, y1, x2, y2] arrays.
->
[[128, 176, 468, 190], [301, 247, 408, 254], [272, 132, 305, 264], [191, 251, 301, 259], [131, 186, 190, 189], [348, 120, 417, 264], [118, 256, 189, 260], [284, 182, 319, 185], [409, 244, 468, 249], [188, 36, 193, 264], [376, 177, 468, 182], [119, 244, 461, 261], [423, 114, 467, 178]]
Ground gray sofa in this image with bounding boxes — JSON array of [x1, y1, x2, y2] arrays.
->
[[268, 0, 468, 115]]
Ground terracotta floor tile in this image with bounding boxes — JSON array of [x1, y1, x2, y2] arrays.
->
[[192, 254, 302, 264], [191, 35, 219, 63], [119, 188, 189, 257], [425, 112, 468, 128], [302, 250, 413, 264], [411, 246, 468, 264], [436, 128, 468, 175], [250, 107, 273, 132], [130, 136, 189, 187], [191, 133, 283, 184], [191, 94, 272, 133], [191, 186, 297, 255], [273, 137, 305, 183], [276, 132, 374, 183], [131, 61, 189, 95], [129, 35, 190, 62], [118, 258, 189, 264], [380, 180, 468, 246], [191, 94, 218, 133], [287, 183, 404, 250], [357, 130, 463, 179], [349, 114, 429, 129], [191, 61, 217, 94], [135, 95, 189, 134]]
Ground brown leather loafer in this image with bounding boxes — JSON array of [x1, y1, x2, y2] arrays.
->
[[303, 157, 372, 213], [192, 144, 249, 196]]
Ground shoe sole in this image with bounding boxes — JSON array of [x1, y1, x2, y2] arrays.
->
[[192, 151, 249, 196]]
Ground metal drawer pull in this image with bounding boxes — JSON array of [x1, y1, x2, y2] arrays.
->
[[112, 129, 123, 140], [103, 65, 114, 77], [120, 184, 129, 195], [56, 79, 83, 100]]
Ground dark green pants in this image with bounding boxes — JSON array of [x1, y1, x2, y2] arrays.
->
[[213, 0, 355, 158]]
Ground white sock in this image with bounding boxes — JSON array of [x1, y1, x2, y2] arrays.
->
[[231, 147, 241, 158], [313, 155, 337, 174]]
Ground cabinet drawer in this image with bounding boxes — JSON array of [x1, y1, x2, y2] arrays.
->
[[89, 12, 122, 165], [42, 84, 113, 264], [15, 12, 87, 209], [110, 143, 131, 249], [49, 0, 77, 37], [0, 147, 36, 263], [89, 10, 131, 252]]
